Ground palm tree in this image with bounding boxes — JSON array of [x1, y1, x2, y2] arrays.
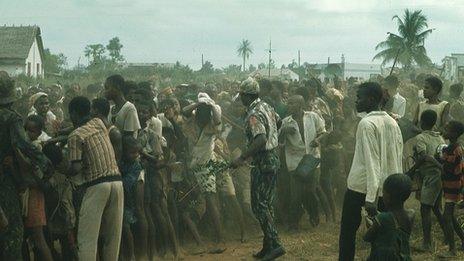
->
[[84, 44, 106, 64], [237, 39, 253, 72], [373, 9, 433, 70]]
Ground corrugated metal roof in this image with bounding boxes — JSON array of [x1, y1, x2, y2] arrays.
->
[[0, 26, 43, 60]]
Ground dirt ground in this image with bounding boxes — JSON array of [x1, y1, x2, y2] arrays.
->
[[166, 197, 464, 261]]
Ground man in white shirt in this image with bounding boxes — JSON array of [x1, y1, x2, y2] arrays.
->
[[338, 82, 403, 261], [384, 75, 406, 119], [105, 75, 141, 138], [280, 95, 327, 229]]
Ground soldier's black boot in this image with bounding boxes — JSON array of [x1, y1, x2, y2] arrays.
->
[[252, 248, 267, 259], [261, 245, 285, 260], [253, 237, 270, 259]]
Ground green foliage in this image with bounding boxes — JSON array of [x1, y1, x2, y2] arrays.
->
[[200, 60, 214, 73], [373, 9, 433, 69], [106, 37, 124, 62], [43, 48, 67, 74], [84, 44, 106, 65]]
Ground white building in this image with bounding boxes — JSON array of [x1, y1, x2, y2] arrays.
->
[[442, 53, 464, 83], [250, 68, 299, 81], [0, 26, 45, 78], [343, 63, 382, 80], [312, 62, 381, 82], [121, 62, 176, 69]]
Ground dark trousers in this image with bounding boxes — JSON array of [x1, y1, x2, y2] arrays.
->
[[338, 189, 385, 261], [339, 189, 365, 261]]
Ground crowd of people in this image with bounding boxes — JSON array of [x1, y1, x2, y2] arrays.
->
[[0, 69, 464, 261]]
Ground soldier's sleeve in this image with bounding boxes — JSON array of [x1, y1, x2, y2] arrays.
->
[[10, 113, 50, 171], [248, 114, 266, 139]]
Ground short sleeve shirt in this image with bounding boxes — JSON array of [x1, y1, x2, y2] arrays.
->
[[245, 99, 279, 151], [68, 118, 120, 183], [109, 101, 141, 134], [183, 109, 221, 168]]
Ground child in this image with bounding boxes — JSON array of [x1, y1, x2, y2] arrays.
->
[[438, 120, 464, 257], [407, 110, 446, 251], [23, 115, 54, 261], [42, 142, 78, 260], [119, 136, 148, 261], [25, 115, 51, 150], [413, 76, 449, 131], [364, 174, 414, 261], [136, 99, 180, 258]]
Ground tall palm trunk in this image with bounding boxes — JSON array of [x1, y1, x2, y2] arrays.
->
[[243, 55, 246, 72]]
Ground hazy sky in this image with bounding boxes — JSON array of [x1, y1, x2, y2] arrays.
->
[[2, 0, 464, 69]]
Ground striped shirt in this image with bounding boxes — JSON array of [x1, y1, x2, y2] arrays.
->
[[68, 118, 120, 184], [441, 143, 464, 202]]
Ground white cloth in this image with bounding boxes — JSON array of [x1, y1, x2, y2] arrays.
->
[[109, 101, 141, 136], [147, 116, 167, 147], [347, 111, 403, 203], [280, 112, 326, 171], [198, 92, 215, 106], [391, 93, 406, 118]]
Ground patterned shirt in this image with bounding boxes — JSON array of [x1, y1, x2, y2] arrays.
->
[[68, 118, 120, 184], [244, 98, 279, 151], [441, 143, 464, 201]]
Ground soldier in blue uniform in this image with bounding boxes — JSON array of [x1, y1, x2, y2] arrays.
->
[[231, 77, 285, 260]]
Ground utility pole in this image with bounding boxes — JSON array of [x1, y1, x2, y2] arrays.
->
[[298, 50, 301, 67], [265, 38, 275, 77]]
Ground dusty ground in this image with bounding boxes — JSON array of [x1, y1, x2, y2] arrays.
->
[[159, 197, 464, 260]]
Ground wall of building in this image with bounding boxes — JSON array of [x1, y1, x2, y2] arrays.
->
[[25, 38, 43, 78]]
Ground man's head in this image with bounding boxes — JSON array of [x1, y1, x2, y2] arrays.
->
[[383, 75, 399, 95], [239, 77, 260, 107], [161, 98, 179, 120], [124, 80, 138, 102], [257, 78, 271, 98], [423, 76, 443, 99], [442, 120, 464, 141], [25, 115, 45, 141], [449, 83, 463, 99], [302, 78, 320, 98], [91, 98, 111, 118], [287, 95, 305, 116], [355, 82, 383, 113], [270, 80, 284, 100], [68, 96, 91, 127], [104, 74, 126, 100], [419, 110, 437, 131], [136, 100, 155, 126]]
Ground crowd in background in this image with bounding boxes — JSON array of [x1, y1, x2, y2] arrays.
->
[[1, 68, 464, 260]]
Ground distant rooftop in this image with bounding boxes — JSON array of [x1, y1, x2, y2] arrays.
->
[[0, 25, 43, 60]]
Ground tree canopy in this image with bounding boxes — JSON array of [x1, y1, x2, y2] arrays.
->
[[373, 9, 433, 69], [237, 39, 253, 72]]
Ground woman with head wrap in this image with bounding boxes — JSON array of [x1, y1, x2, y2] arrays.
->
[[28, 92, 59, 136]]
